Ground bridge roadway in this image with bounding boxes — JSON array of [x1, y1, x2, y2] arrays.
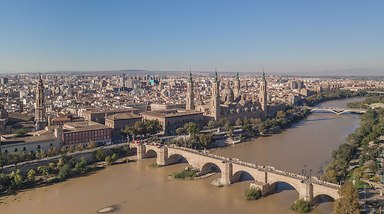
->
[[136, 144, 340, 202], [306, 106, 366, 115]]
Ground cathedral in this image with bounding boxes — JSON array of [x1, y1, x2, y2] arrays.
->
[[187, 71, 268, 123]]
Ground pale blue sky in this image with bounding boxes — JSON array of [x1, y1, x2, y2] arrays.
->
[[0, 0, 383, 73]]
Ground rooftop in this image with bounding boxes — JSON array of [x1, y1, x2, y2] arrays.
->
[[105, 113, 142, 121], [1, 131, 57, 146], [63, 121, 111, 132], [141, 109, 203, 118], [83, 107, 138, 114]]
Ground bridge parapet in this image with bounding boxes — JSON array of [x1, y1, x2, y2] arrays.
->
[[137, 143, 340, 201]]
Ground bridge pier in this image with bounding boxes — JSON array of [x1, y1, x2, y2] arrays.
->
[[157, 147, 168, 166], [250, 182, 277, 197], [220, 162, 232, 186], [136, 144, 145, 160], [299, 182, 313, 202]]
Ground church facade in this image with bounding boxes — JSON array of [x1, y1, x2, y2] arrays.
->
[[188, 72, 268, 123]]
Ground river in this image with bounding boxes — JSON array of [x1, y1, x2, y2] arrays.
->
[[0, 97, 364, 214]]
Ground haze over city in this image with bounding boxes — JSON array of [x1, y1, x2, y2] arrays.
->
[[0, 0, 383, 75]]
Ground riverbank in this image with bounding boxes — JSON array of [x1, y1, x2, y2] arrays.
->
[[321, 97, 384, 212], [0, 145, 135, 199]]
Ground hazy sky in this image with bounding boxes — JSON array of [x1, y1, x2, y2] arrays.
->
[[0, 0, 383, 73]]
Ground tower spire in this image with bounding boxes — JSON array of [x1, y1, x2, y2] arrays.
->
[[186, 70, 195, 110]]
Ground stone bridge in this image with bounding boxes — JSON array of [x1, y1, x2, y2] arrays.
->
[[306, 107, 366, 115], [136, 144, 340, 203]]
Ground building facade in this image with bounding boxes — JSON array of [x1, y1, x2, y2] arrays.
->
[[141, 109, 204, 135], [105, 113, 142, 135], [194, 72, 267, 123], [61, 121, 112, 146]]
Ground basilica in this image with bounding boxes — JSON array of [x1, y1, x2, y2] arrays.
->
[[186, 72, 269, 123]]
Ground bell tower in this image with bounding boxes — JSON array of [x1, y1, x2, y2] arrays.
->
[[259, 71, 268, 113], [234, 72, 240, 99], [211, 71, 221, 120], [186, 71, 195, 110], [35, 73, 46, 130]]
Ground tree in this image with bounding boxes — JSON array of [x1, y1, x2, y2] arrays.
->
[[49, 162, 56, 173], [60, 146, 68, 154], [207, 120, 217, 129], [27, 169, 36, 182], [176, 127, 187, 135], [0, 153, 5, 170], [111, 153, 118, 163], [291, 199, 311, 213], [184, 122, 200, 135], [57, 157, 66, 168], [223, 121, 231, 131], [244, 188, 262, 200], [68, 145, 75, 153], [276, 110, 286, 119], [235, 118, 243, 126], [76, 144, 84, 151], [133, 121, 147, 135], [75, 157, 88, 174], [218, 118, 229, 127], [47, 146, 59, 156], [87, 141, 97, 149], [9, 169, 23, 189], [227, 127, 234, 139], [145, 119, 162, 135], [198, 133, 213, 149], [57, 164, 70, 180], [122, 125, 136, 136], [333, 181, 360, 214], [95, 149, 105, 161], [105, 156, 112, 166], [0, 173, 11, 189], [38, 165, 50, 177]]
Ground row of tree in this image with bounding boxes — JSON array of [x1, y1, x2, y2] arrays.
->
[[0, 142, 98, 169], [0, 156, 88, 193], [122, 119, 162, 137], [258, 107, 310, 134], [347, 95, 384, 109], [305, 89, 367, 106], [322, 108, 384, 184]]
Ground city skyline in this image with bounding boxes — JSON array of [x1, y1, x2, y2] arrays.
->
[[0, 0, 383, 74]]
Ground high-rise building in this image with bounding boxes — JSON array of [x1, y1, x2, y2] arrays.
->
[[35, 74, 46, 130]]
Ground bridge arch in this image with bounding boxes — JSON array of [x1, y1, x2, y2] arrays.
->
[[311, 194, 335, 206], [144, 149, 157, 158], [268, 180, 301, 196], [200, 162, 222, 173], [166, 153, 190, 165], [230, 170, 255, 183]]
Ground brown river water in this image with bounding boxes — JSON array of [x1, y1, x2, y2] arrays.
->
[[0, 97, 364, 214]]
